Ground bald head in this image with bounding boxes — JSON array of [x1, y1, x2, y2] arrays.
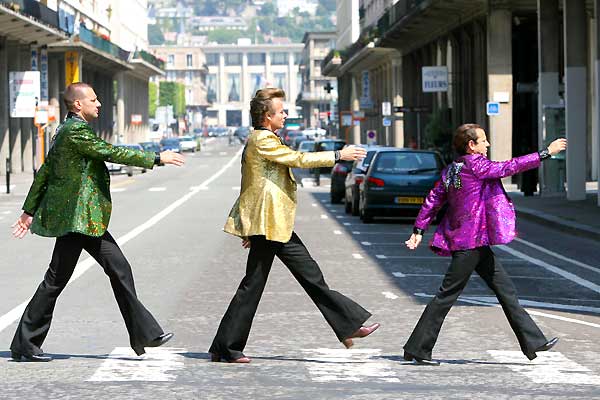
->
[[63, 82, 101, 122], [63, 82, 93, 111]]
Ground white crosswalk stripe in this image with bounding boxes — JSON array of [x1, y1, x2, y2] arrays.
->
[[88, 347, 185, 382]]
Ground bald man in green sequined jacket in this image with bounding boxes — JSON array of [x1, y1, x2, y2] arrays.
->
[[9, 82, 184, 362]]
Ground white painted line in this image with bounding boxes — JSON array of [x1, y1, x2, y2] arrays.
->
[[463, 296, 600, 315], [312, 203, 317, 207], [2, 210, 11, 215], [376, 255, 387, 259], [232, 186, 240, 190], [343, 222, 351, 226], [148, 187, 167, 192], [303, 348, 400, 383], [498, 244, 600, 295], [0, 217, 5, 221], [382, 291, 399, 299], [219, 152, 227, 155], [488, 351, 600, 385], [514, 237, 600, 275], [0, 147, 244, 334], [321, 214, 328, 219], [336, 215, 345, 219], [414, 292, 600, 329], [361, 241, 371, 246], [352, 231, 361, 235], [88, 347, 185, 382], [333, 230, 342, 235], [352, 253, 363, 259], [330, 209, 338, 213], [321, 200, 327, 203], [110, 188, 126, 193], [0, 185, 16, 191], [392, 272, 406, 278], [204, 152, 213, 156]]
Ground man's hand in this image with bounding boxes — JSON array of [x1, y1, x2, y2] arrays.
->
[[405, 233, 422, 250], [547, 138, 567, 156], [159, 151, 185, 166], [12, 213, 33, 239], [339, 146, 367, 161], [241, 238, 251, 249]]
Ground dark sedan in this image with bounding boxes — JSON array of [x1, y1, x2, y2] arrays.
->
[[311, 139, 346, 174], [330, 160, 353, 203], [358, 149, 444, 223]]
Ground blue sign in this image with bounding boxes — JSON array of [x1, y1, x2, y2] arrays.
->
[[382, 117, 391, 127], [486, 102, 500, 116]]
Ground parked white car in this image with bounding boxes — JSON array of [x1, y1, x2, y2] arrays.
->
[[105, 144, 148, 177], [178, 135, 197, 152]]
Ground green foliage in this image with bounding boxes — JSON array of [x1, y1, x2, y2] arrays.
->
[[148, 24, 164, 45], [149, 82, 157, 118], [260, 2, 276, 16], [207, 28, 244, 44], [424, 108, 453, 162], [159, 81, 186, 117]]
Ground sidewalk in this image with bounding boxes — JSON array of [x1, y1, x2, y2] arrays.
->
[[0, 170, 35, 198], [507, 182, 600, 242]]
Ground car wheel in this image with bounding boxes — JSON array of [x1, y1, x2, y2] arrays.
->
[[360, 207, 373, 223], [330, 192, 342, 204], [351, 196, 359, 216], [344, 195, 351, 213], [127, 171, 133, 177], [142, 168, 147, 174]]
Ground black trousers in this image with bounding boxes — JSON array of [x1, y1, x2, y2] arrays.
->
[[209, 232, 372, 360], [403, 246, 547, 361], [11, 232, 164, 356]]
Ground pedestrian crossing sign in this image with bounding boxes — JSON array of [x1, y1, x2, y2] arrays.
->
[[486, 102, 500, 116]]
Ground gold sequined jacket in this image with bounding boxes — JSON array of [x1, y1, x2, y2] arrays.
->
[[224, 128, 335, 243], [22, 115, 155, 237]]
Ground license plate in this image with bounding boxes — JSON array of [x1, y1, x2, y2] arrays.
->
[[395, 196, 424, 204]]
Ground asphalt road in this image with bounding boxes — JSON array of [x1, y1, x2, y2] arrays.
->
[[0, 137, 599, 399]]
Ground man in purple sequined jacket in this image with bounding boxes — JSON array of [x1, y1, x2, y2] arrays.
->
[[402, 123, 567, 366]]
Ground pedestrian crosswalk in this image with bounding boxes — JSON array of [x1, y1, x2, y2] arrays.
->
[[78, 347, 600, 386]]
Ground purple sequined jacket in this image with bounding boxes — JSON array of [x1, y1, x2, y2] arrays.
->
[[414, 152, 541, 256]]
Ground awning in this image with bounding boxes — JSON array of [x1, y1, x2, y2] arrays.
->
[[47, 39, 133, 73], [0, 3, 67, 45]]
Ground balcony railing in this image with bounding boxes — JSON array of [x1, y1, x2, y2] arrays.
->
[[79, 26, 130, 62], [2, 0, 65, 32], [134, 50, 165, 70], [381, 0, 428, 37]]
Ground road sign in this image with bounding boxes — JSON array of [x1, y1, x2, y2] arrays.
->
[[341, 114, 352, 127], [382, 117, 392, 127], [367, 129, 376, 145], [382, 101, 391, 116], [9, 71, 40, 118], [422, 66, 448, 92], [486, 102, 500, 116]]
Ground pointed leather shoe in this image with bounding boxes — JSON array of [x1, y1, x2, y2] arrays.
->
[[342, 323, 381, 349], [11, 351, 52, 362], [536, 337, 559, 353], [147, 332, 174, 348], [403, 352, 440, 366]]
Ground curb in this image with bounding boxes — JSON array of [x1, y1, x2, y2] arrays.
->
[[515, 206, 600, 242]]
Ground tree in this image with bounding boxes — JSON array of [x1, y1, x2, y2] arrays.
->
[[261, 2, 276, 16], [148, 82, 158, 118], [207, 28, 243, 44], [148, 24, 165, 45], [159, 81, 186, 117]]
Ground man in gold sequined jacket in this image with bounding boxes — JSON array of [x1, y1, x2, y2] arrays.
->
[[209, 88, 380, 363], [9, 82, 184, 362]]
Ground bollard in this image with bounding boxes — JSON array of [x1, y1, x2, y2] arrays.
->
[[5, 158, 10, 194]]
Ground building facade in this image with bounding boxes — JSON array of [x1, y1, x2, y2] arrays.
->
[[201, 40, 304, 127], [298, 32, 338, 130], [324, 0, 600, 205]]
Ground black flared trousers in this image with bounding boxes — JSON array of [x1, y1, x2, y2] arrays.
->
[[11, 231, 164, 356], [209, 232, 372, 361], [404, 246, 547, 360]]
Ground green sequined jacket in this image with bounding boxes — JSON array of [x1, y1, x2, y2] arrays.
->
[[22, 115, 156, 237]]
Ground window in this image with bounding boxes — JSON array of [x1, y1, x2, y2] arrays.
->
[[271, 52, 288, 65], [273, 73, 287, 93], [225, 53, 242, 66], [250, 73, 265, 97], [227, 73, 240, 102], [247, 52, 266, 66], [294, 52, 302, 65], [167, 54, 174, 66], [185, 71, 193, 84], [207, 74, 218, 102], [206, 53, 219, 66], [186, 54, 193, 67]]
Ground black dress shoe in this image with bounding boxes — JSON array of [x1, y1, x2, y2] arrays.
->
[[147, 332, 174, 348], [403, 351, 440, 366], [535, 337, 559, 353], [11, 352, 52, 362]]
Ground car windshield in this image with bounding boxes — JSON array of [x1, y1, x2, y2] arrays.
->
[[317, 141, 345, 151], [373, 152, 441, 174], [298, 141, 315, 152]]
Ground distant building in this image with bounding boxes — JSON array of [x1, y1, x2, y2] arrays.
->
[[298, 32, 337, 129], [276, 0, 318, 17], [201, 40, 304, 127], [190, 16, 247, 32]]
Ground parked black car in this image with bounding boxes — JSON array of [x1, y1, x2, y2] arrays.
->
[[311, 139, 346, 174], [343, 146, 381, 215], [330, 160, 353, 203], [159, 137, 181, 152], [358, 148, 444, 223]]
